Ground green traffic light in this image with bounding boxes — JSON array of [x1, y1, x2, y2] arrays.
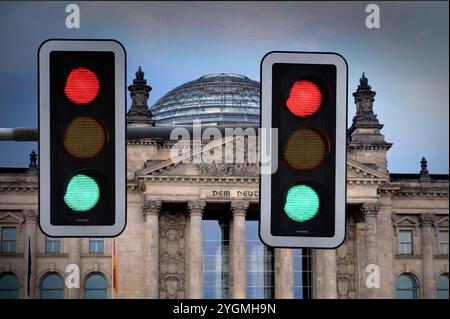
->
[[64, 174, 100, 212], [284, 184, 320, 222]]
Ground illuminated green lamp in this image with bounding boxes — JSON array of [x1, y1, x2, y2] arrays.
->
[[64, 174, 100, 212], [284, 184, 320, 222]]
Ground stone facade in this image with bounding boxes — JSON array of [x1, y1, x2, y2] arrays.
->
[[0, 72, 448, 299]]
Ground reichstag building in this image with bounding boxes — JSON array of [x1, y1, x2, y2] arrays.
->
[[0, 68, 448, 299]]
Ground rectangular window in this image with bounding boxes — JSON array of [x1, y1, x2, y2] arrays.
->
[[438, 230, 449, 256], [203, 219, 229, 299], [246, 218, 274, 299], [399, 230, 413, 255], [89, 238, 104, 254], [294, 248, 313, 299], [45, 237, 60, 254], [1, 227, 17, 253]]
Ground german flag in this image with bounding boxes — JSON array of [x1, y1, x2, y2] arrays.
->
[[113, 239, 118, 296]]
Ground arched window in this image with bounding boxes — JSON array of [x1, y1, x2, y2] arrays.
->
[[84, 273, 107, 299], [40, 273, 64, 299], [436, 274, 449, 299], [396, 273, 418, 299], [0, 273, 20, 299]]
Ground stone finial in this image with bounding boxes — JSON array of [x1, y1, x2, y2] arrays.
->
[[420, 157, 431, 181], [29, 150, 37, 169], [352, 72, 377, 117], [359, 72, 369, 88], [127, 66, 155, 126], [348, 72, 392, 153], [136, 66, 144, 80]]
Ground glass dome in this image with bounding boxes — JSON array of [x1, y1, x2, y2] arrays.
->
[[151, 73, 260, 125]]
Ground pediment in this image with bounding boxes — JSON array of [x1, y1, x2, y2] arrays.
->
[[136, 136, 259, 178], [347, 158, 389, 180], [136, 138, 389, 181], [392, 214, 420, 227], [435, 216, 449, 228], [0, 212, 23, 224]]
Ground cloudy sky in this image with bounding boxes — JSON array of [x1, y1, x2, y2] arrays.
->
[[0, 1, 448, 173]]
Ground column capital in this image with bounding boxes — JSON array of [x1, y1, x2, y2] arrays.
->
[[142, 200, 162, 220], [187, 201, 206, 216], [231, 201, 250, 217], [360, 203, 380, 219], [23, 209, 38, 223], [420, 213, 435, 227]]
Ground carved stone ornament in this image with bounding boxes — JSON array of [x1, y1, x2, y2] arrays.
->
[[187, 201, 206, 216], [360, 203, 381, 219], [198, 162, 259, 177], [230, 201, 249, 216], [127, 66, 155, 125], [23, 209, 38, 223], [142, 200, 162, 221], [159, 212, 186, 299], [336, 216, 358, 299], [420, 213, 435, 227]]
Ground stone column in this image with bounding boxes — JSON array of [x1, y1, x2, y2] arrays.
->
[[361, 203, 380, 299], [230, 201, 249, 299], [378, 196, 395, 298], [274, 248, 294, 298], [321, 249, 338, 298], [228, 212, 234, 296], [313, 248, 338, 299], [420, 213, 435, 299], [187, 201, 206, 299], [68, 237, 81, 299], [23, 210, 37, 299], [313, 249, 324, 299], [142, 200, 162, 299]]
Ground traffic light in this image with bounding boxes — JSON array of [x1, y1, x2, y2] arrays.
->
[[260, 51, 347, 248], [38, 39, 126, 237]]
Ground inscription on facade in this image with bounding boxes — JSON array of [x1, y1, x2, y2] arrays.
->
[[200, 189, 259, 200]]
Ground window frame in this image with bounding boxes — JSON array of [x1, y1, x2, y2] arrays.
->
[[45, 236, 61, 254], [0, 272, 20, 299], [438, 230, 449, 256], [89, 238, 105, 254], [202, 217, 230, 299], [1, 227, 17, 253], [40, 273, 64, 299], [436, 274, 449, 299], [398, 229, 414, 256], [245, 218, 274, 299], [395, 273, 419, 299], [84, 272, 108, 299], [293, 248, 313, 299]]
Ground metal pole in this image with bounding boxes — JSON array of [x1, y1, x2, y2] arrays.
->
[[0, 125, 260, 141], [0, 128, 38, 141]]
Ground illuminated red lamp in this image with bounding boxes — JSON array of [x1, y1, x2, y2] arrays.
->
[[64, 67, 100, 105], [286, 80, 322, 117]]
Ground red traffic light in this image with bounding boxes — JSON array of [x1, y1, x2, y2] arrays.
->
[[64, 67, 100, 105], [286, 79, 322, 117], [39, 39, 126, 237], [260, 51, 347, 248]]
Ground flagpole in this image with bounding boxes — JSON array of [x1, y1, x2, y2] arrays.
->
[[26, 236, 31, 299], [112, 238, 114, 300]]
